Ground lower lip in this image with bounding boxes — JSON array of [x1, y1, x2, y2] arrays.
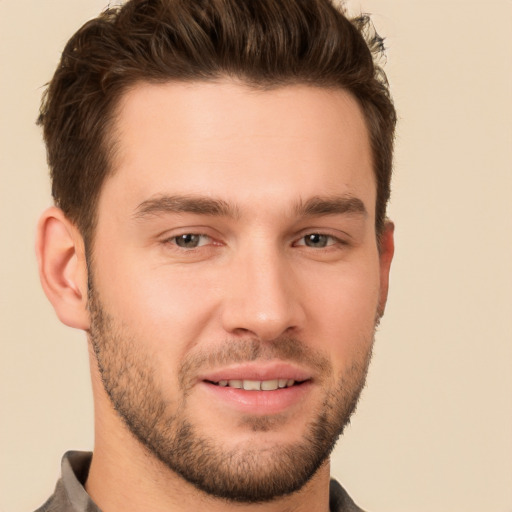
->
[[200, 381, 312, 415]]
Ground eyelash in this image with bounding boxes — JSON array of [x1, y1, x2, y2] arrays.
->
[[169, 233, 214, 249], [164, 232, 346, 251], [293, 233, 344, 249]]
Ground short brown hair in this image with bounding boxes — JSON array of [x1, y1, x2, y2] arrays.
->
[[38, 0, 396, 247]]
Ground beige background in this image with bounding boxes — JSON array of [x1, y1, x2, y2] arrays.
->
[[1, 1, 511, 511]]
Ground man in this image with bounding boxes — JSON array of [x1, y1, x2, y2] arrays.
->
[[35, 0, 396, 510]]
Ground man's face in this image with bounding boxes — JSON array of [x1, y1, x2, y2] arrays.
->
[[88, 81, 392, 502]]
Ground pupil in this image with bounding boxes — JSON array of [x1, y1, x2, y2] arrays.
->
[[306, 234, 327, 248], [177, 234, 199, 248]]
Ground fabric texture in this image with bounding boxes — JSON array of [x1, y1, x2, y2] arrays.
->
[[35, 451, 365, 512]]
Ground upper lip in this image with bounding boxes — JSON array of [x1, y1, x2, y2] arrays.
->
[[198, 362, 313, 383]]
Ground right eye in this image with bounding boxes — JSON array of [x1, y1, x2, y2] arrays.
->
[[171, 234, 212, 249]]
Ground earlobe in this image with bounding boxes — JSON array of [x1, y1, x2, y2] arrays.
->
[[377, 220, 395, 318], [36, 207, 90, 330]]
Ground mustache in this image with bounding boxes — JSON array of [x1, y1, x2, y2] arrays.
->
[[178, 337, 332, 390]]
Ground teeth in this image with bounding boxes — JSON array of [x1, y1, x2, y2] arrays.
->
[[261, 379, 279, 391], [219, 379, 297, 390], [243, 380, 261, 391]]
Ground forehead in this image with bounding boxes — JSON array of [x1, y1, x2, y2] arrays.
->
[[103, 80, 375, 217]]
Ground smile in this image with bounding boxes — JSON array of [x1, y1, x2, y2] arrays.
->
[[200, 369, 313, 414], [208, 379, 302, 390]]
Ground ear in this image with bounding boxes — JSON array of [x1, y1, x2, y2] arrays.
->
[[377, 220, 395, 317], [36, 207, 90, 330]]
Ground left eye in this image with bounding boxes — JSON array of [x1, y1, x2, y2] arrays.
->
[[172, 234, 211, 248], [296, 234, 337, 248]]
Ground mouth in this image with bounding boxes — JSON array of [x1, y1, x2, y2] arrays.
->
[[198, 362, 314, 414], [201, 376, 312, 415], [205, 378, 307, 391]]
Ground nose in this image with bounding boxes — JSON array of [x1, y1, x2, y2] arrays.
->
[[220, 245, 305, 341]]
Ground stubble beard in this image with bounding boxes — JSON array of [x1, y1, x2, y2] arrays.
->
[[88, 285, 375, 503]]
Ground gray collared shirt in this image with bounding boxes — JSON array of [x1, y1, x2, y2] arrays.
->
[[35, 451, 365, 512]]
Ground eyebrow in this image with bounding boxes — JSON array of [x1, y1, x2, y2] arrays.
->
[[133, 194, 240, 220], [132, 193, 367, 221], [294, 195, 367, 218]]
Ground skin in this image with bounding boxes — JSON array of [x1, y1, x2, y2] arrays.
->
[[37, 80, 394, 512]]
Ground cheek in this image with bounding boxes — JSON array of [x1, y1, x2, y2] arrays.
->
[[92, 246, 222, 355], [301, 259, 380, 358]]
